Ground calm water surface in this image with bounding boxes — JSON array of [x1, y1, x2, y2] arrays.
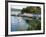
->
[[11, 16, 29, 31]]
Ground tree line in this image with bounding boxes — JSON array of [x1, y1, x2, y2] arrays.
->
[[21, 6, 41, 14]]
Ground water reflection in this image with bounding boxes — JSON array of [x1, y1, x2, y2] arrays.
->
[[11, 16, 29, 31]]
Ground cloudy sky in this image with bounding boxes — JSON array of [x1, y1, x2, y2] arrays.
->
[[11, 5, 31, 9], [11, 5, 28, 9]]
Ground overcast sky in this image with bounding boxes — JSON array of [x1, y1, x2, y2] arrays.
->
[[11, 5, 29, 9]]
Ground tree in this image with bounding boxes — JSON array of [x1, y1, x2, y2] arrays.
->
[[21, 6, 41, 14]]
